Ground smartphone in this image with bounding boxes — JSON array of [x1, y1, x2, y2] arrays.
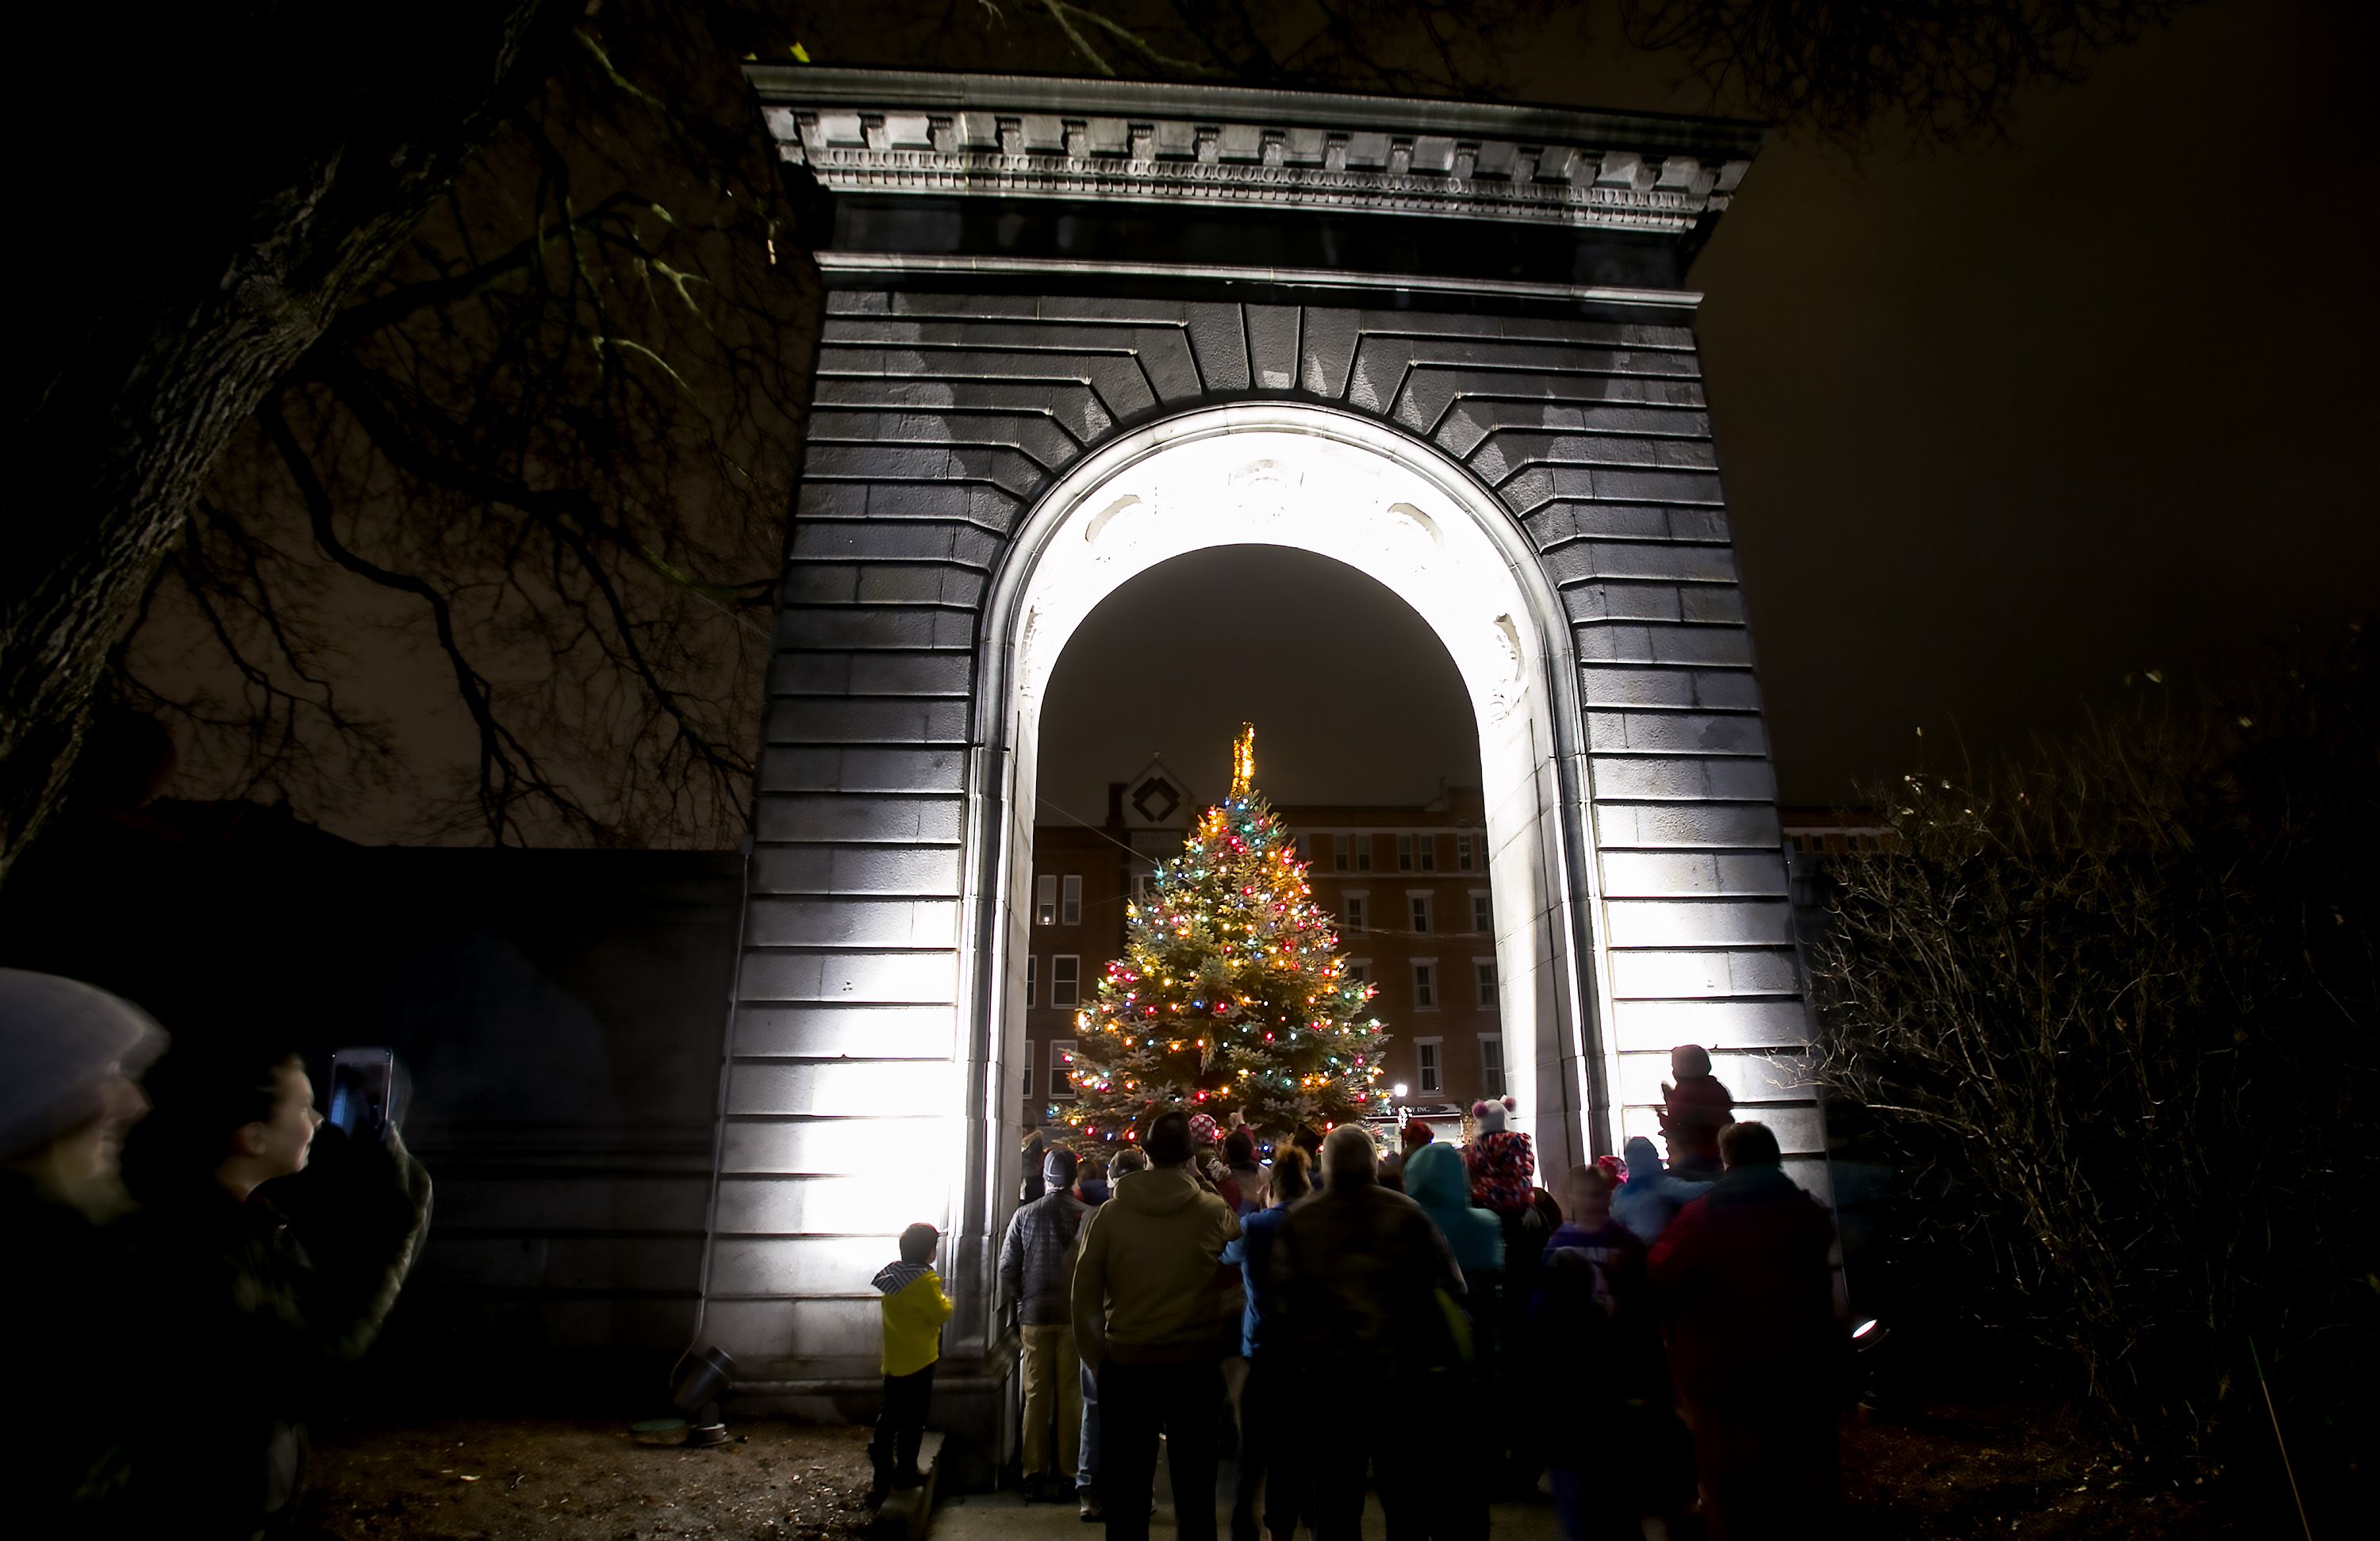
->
[[327, 1048, 410, 1141]]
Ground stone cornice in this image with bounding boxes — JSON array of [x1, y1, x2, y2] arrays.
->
[[748, 68, 1761, 239]]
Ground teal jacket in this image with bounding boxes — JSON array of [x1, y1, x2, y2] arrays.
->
[[1403, 1143, 1504, 1278]]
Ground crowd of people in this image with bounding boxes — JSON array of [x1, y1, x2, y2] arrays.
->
[[927, 1045, 1846, 1541], [0, 969, 432, 1539]]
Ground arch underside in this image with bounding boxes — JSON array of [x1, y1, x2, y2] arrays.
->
[[702, 291, 1819, 1402]]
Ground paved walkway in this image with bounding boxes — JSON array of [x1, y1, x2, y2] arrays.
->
[[935, 1458, 1587, 1541]]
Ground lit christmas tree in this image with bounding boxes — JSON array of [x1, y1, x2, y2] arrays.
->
[[1062, 723, 1390, 1142]]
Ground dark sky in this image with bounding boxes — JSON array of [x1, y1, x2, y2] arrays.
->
[[1036, 547, 1479, 821], [232, 0, 2376, 843], [1041, 0, 2380, 813]]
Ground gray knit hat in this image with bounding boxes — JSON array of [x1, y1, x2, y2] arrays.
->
[[0, 969, 166, 1158], [1042, 1147, 1079, 1190]]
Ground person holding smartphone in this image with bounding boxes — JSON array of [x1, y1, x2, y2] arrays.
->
[[116, 1036, 432, 1537]]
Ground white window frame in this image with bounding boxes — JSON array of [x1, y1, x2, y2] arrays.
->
[[1412, 957, 1438, 1010], [1354, 834, 1372, 872], [1342, 890, 1368, 932], [1418, 835, 1437, 872], [1060, 874, 1083, 926], [1332, 834, 1350, 872], [1479, 1033, 1504, 1098], [1023, 1044, 1036, 1098], [1473, 957, 1499, 1009], [1026, 953, 1038, 1009], [1396, 834, 1415, 872], [1051, 954, 1081, 1009], [1035, 874, 1058, 926], [1470, 891, 1492, 936], [1415, 1035, 1444, 1094], [1408, 891, 1433, 934], [1456, 834, 1476, 872], [1347, 957, 1372, 987], [1050, 1039, 1077, 1100]]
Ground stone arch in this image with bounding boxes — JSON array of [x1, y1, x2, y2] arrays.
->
[[700, 289, 1812, 1418], [969, 402, 1610, 1232]]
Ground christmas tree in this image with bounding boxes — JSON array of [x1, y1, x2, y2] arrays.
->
[[1061, 723, 1390, 1141]]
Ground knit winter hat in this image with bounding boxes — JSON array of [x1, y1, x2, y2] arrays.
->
[[1188, 1112, 1220, 1147], [1042, 1147, 1080, 1190], [1471, 1094, 1515, 1134], [0, 969, 166, 1160]]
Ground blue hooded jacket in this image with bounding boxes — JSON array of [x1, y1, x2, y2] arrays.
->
[[1612, 1135, 1712, 1245], [1403, 1142, 1504, 1279]]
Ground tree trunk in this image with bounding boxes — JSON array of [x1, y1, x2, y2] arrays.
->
[[1, 1, 580, 880]]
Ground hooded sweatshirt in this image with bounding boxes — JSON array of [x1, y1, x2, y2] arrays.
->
[[1403, 1142, 1504, 1280], [874, 1260, 954, 1377], [1071, 1164, 1240, 1365], [1612, 1135, 1713, 1245]]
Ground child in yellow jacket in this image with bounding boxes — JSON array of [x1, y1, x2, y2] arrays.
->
[[869, 1222, 954, 1505]]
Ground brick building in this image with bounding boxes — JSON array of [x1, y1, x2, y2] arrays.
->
[[1018, 765, 1506, 1128]]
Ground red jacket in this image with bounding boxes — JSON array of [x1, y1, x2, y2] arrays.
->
[[1657, 1074, 1734, 1174], [1646, 1165, 1844, 1413]]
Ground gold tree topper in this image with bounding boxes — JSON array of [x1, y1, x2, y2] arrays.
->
[[1230, 721, 1256, 799]]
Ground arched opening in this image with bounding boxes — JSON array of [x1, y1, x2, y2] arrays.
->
[[962, 404, 1615, 1235]]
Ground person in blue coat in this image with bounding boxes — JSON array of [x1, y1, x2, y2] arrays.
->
[[1612, 1135, 1713, 1246], [1219, 1147, 1310, 1541]]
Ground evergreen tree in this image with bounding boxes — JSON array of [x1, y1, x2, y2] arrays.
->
[[1060, 724, 1389, 1143]]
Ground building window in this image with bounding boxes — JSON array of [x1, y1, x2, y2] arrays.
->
[[1480, 1034, 1504, 1097], [1415, 1037, 1443, 1094], [1456, 834, 1476, 872], [1051, 1040, 1076, 1099], [1023, 1047, 1035, 1099], [1347, 959, 1372, 986], [1061, 874, 1083, 926], [1355, 835, 1372, 872], [1418, 836, 1437, 872], [1134, 870, 1155, 903], [1409, 893, 1432, 933], [1025, 954, 1038, 1009], [1052, 955, 1081, 1009], [1470, 892, 1492, 935], [1412, 960, 1438, 1010], [1333, 834, 1349, 872], [1342, 892, 1368, 932], [1036, 874, 1058, 926], [1474, 960, 1499, 1009], [1396, 834, 1415, 872]]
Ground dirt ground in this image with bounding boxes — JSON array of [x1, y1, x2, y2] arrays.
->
[[1838, 1403, 2244, 1540], [286, 1418, 877, 1541], [286, 1401, 2252, 1540]]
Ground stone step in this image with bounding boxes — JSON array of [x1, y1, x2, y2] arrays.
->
[[870, 1430, 946, 1541]]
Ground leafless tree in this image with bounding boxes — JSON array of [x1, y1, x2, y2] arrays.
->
[[5, 1, 2202, 874], [1805, 631, 2378, 1457], [1621, 0, 2198, 142]]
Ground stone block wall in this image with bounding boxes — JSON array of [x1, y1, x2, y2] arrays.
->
[[709, 288, 1818, 1389]]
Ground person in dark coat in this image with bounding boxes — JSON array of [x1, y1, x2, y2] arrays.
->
[[1219, 1146, 1311, 1541], [1273, 1125, 1465, 1541], [1646, 1121, 1845, 1541], [1532, 1165, 1656, 1541], [1000, 1146, 1090, 1498], [117, 1037, 432, 1539], [1656, 1045, 1734, 1181], [0, 970, 165, 1531]]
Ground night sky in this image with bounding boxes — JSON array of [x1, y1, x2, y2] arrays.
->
[[1042, 0, 2380, 816], [212, 0, 2377, 843]]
